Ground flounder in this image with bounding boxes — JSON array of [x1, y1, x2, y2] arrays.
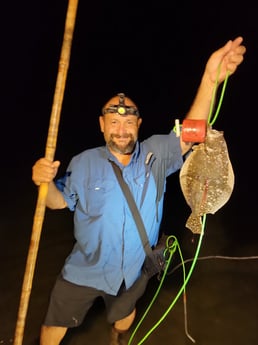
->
[[179, 126, 234, 234]]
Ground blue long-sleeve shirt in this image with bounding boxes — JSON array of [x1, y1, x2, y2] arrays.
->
[[56, 130, 183, 295]]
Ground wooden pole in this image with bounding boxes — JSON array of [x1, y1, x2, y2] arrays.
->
[[13, 1, 79, 344]]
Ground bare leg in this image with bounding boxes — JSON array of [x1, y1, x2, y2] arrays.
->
[[40, 325, 67, 345], [109, 308, 136, 344], [114, 308, 136, 332]]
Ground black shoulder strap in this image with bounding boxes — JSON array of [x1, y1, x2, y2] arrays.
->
[[110, 161, 152, 257]]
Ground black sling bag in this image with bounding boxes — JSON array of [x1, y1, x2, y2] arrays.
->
[[110, 161, 167, 279]]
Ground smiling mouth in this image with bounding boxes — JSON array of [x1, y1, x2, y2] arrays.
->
[[116, 137, 129, 143]]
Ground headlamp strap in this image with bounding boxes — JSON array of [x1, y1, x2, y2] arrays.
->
[[102, 93, 139, 116]]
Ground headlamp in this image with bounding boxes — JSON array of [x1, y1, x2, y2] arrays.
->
[[102, 93, 140, 117]]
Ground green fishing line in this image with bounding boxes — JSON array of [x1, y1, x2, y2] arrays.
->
[[128, 217, 206, 345], [129, 67, 231, 344]]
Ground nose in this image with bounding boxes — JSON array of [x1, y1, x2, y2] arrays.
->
[[116, 123, 127, 135]]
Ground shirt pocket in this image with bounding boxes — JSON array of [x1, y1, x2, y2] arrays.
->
[[85, 179, 116, 215]]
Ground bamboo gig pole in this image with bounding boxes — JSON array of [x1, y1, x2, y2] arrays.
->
[[13, 1, 79, 344]]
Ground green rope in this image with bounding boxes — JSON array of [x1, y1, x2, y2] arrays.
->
[[172, 67, 230, 131], [129, 67, 231, 344], [209, 70, 230, 126], [128, 235, 177, 345], [129, 217, 206, 344]]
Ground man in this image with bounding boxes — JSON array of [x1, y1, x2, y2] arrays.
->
[[32, 37, 246, 345]]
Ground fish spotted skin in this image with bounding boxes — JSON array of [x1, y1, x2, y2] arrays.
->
[[179, 126, 235, 234]]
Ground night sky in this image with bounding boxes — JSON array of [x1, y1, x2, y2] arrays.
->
[[2, 0, 256, 230], [0, 2, 257, 250]]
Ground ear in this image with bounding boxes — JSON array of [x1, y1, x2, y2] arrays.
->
[[137, 117, 142, 128], [99, 116, 104, 133]]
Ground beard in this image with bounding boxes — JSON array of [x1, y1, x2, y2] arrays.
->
[[107, 133, 136, 154]]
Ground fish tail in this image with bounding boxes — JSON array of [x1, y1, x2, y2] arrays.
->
[[186, 214, 202, 234]]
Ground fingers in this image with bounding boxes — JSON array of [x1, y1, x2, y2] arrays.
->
[[32, 158, 60, 186], [226, 51, 245, 73], [226, 41, 246, 75], [230, 36, 244, 50], [219, 37, 245, 61], [222, 36, 244, 53], [208, 36, 246, 81]]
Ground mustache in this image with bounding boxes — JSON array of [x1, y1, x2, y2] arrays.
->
[[107, 133, 136, 154], [111, 133, 133, 139]]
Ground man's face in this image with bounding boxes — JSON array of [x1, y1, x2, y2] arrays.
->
[[99, 113, 142, 155]]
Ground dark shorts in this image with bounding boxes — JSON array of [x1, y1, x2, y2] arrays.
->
[[43, 273, 149, 327]]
